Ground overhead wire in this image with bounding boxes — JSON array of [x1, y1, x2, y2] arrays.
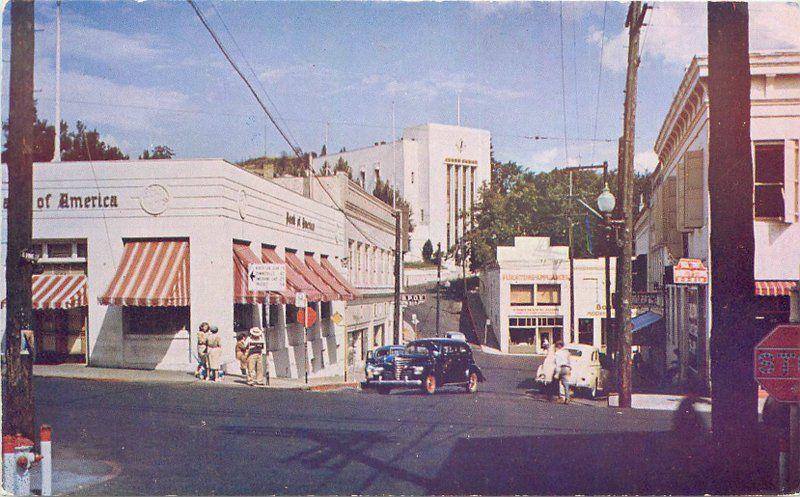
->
[[559, 2, 570, 166], [591, 1, 608, 162]]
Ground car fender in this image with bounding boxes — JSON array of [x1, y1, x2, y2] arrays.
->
[[469, 364, 486, 382]]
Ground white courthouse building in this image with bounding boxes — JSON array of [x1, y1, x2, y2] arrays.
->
[[479, 237, 615, 354], [1, 159, 372, 379], [311, 123, 491, 261], [637, 51, 800, 389]]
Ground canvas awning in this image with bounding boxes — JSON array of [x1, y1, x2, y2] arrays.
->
[[320, 256, 359, 300], [631, 311, 664, 346], [262, 247, 324, 302], [305, 254, 354, 301], [233, 243, 289, 304], [2, 274, 88, 310], [99, 240, 189, 306], [755, 280, 797, 297], [284, 252, 339, 302]]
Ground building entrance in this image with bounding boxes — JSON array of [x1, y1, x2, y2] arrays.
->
[[508, 316, 564, 354]]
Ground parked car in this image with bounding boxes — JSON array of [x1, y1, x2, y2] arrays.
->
[[364, 345, 405, 384], [364, 338, 486, 395], [445, 331, 467, 342], [535, 343, 609, 398]]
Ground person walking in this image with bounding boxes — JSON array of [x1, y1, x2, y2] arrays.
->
[[538, 342, 558, 401], [554, 341, 572, 404], [196, 322, 210, 380], [206, 325, 223, 382], [235, 332, 248, 376], [246, 327, 266, 386]]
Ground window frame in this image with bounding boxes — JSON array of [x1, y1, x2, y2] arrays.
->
[[753, 141, 786, 220], [509, 284, 535, 306], [535, 283, 562, 306]]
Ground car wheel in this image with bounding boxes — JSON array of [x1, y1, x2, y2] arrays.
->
[[589, 379, 598, 399], [465, 372, 478, 393], [422, 374, 437, 395], [377, 385, 391, 395]]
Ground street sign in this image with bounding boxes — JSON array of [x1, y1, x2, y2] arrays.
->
[[673, 258, 708, 285], [248, 263, 286, 292], [295, 292, 307, 309], [411, 313, 419, 325], [402, 294, 427, 304], [297, 307, 317, 327], [331, 311, 343, 325], [754, 324, 800, 403]]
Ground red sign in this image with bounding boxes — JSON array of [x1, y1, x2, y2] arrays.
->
[[674, 258, 708, 285], [754, 324, 800, 403], [296, 307, 317, 328]]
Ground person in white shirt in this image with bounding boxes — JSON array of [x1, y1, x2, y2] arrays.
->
[[554, 341, 572, 404]]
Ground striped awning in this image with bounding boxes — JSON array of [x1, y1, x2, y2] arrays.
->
[[755, 280, 797, 297], [233, 243, 286, 305], [285, 252, 338, 302], [2, 274, 88, 310], [320, 256, 359, 300], [262, 248, 322, 302], [305, 255, 354, 301], [99, 240, 190, 306]]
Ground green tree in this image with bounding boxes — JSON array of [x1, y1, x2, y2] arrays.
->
[[139, 145, 175, 160], [320, 144, 327, 156], [3, 116, 128, 162], [333, 157, 352, 178], [422, 239, 434, 263]]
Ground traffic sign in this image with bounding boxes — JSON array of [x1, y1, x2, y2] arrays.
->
[[754, 324, 800, 403], [297, 307, 317, 328], [331, 311, 343, 325], [295, 292, 307, 309], [402, 294, 427, 304], [248, 263, 286, 292]]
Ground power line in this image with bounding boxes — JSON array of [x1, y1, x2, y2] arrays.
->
[[559, 2, 570, 166], [591, 1, 609, 162], [638, 5, 654, 61], [186, 0, 302, 157]]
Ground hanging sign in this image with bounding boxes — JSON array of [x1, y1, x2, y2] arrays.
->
[[674, 258, 708, 285]]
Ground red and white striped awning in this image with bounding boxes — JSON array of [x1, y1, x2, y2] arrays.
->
[[233, 243, 289, 305], [262, 248, 323, 302], [99, 240, 190, 306], [2, 274, 88, 310], [284, 252, 338, 302], [320, 256, 359, 300], [755, 280, 797, 297], [305, 254, 354, 301]]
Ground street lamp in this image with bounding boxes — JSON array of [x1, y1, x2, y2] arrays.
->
[[596, 182, 618, 387], [597, 184, 616, 214]]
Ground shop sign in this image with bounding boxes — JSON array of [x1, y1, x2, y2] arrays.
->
[[509, 306, 563, 316], [4, 193, 120, 211], [286, 212, 315, 232], [502, 273, 569, 282], [674, 258, 708, 285], [247, 263, 286, 292], [401, 294, 427, 304]]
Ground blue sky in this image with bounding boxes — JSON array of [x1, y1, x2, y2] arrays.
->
[[3, 1, 799, 173]]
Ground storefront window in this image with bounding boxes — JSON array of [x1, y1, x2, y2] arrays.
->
[[320, 301, 332, 320], [123, 307, 189, 335], [754, 142, 785, 218], [47, 242, 73, 258], [536, 284, 561, 305], [76, 242, 87, 258], [578, 318, 594, 344], [510, 285, 535, 306], [286, 304, 298, 325]]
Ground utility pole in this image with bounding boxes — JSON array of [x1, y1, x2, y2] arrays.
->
[[436, 242, 442, 337], [707, 2, 759, 486], [51, 0, 61, 162], [568, 171, 575, 343], [616, 1, 647, 408], [393, 209, 402, 344], [4, 0, 36, 441]]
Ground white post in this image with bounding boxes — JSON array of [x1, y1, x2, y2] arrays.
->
[[40, 425, 52, 496], [2, 436, 15, 493], [52, 0, 61, 162]]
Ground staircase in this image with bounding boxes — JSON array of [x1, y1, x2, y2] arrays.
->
[[463, 292, 499, 349]]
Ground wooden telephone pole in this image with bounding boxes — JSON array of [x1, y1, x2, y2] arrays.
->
[[707, 2, 759, 488], [3, 0, 36, 440], [393, 209, 402, 344], [615, 1, 648, 408]]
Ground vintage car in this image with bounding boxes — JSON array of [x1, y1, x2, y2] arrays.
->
[[445, 331, 467, 342], [536, 343, 610, 399], [364, 345, 405, 384], [365, 338, 486, 395]]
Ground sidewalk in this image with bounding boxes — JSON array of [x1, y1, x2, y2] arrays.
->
[[28, 447, 121, 495], [606, 393, 768, 413], [34, 364, 362, 391]]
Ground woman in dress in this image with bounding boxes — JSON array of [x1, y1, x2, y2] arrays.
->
[[206, 325, 223, 382]]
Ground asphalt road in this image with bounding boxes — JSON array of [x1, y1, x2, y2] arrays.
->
[[32, 347, 776, 495]]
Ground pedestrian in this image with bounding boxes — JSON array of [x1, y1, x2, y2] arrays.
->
[[236, 332, 248, 376], [206, 325, 223, 382], [554, 341, 572, 404], [246, 327, 266, 386], [537, 342, 558, 401], [196, 322, 210, 380]]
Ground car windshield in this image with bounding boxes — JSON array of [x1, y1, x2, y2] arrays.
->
[[405, 343, 434, 355], [567, 349, 583, 357]]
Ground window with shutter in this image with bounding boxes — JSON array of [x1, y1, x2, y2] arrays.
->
[[684, 150, 705, 229], [754, 142, 785, 219], [676, 157, 686, 232], [785, 139, 799, 223]]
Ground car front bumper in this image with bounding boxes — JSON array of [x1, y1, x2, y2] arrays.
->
[[363, 378, 423, 387]]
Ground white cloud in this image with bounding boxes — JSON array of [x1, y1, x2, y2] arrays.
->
[[525, 139, 619, 172], [634, 150, 658, 174], [259, 63, 336, 85], [364, 71, 528, 102], [589, 2, 800, 73]]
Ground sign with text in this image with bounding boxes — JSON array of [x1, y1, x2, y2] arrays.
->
[[248, 263, 286, 292], [754, 324, 800, 403], [401, 294, 427, 304], [673, 258, 708, 285], [295, 292, 307, 309]]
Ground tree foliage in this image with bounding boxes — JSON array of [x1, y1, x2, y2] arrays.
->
[[372, 178, 414, 235], [465, 159, 650, 271], [422, 239, 434, 263], [333, 157, 352, 178], [139, 145, 175, 160]]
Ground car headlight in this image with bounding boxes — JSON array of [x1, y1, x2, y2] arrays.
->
[[413, 366, 425, 374]]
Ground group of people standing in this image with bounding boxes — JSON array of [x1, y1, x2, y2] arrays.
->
[[538, 340, 572, 403], [195, 323, 266, 386]]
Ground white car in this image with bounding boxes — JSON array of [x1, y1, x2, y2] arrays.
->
[[536, 343, 609, 399], [445, 331, 467, 342]]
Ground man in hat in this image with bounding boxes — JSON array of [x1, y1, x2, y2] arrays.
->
[[246, 327, 266, 386]]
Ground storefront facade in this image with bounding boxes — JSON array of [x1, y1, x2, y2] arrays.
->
[[2, 159, 355, 378], [479, 237, 615, 354]]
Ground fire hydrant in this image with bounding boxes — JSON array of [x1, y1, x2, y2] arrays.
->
[[2, 434, 42, 495]]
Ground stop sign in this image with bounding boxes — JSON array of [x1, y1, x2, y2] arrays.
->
[[754, 324, 800, 403], [296, 307, 317, 328]]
